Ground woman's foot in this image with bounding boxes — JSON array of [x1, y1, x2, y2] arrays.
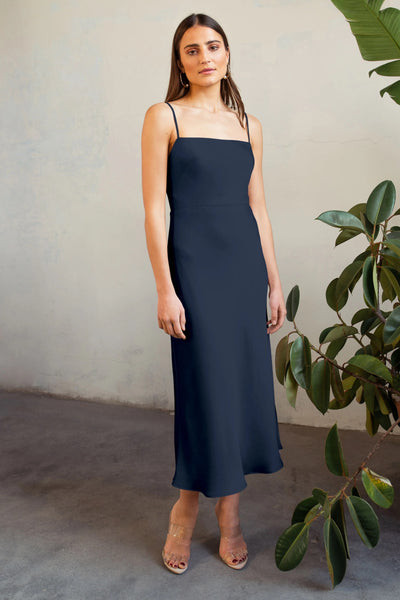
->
[[215, 497, 248, 569], [162, 495, 199, 574]]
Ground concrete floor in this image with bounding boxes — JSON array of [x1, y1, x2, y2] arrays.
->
[[0, 390, 399, 600]]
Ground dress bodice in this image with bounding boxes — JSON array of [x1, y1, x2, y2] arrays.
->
[[165, 103, 255, 211]]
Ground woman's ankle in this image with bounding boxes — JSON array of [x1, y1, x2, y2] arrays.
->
[[171, 497, 199, 524]]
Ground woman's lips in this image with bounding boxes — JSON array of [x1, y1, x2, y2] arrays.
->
[[200, 69, 215, 73]]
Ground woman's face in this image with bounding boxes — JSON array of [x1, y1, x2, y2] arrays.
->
[[178, 25, 229, 87]]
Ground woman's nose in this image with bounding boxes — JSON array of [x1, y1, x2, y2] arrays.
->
[[199, 49, 211, 62]]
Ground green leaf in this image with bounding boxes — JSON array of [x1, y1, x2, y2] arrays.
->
[[284, 364, 298, 408], [356, 385, 364, 404], [367, 406, 379, 436], [329, 1, 400, 60], [363, 382, 376, 413], [335, 228, 361, 246], [316, 210, 365, 232], [321, 325, 358, 343], [360, 316, 381, 336], [286, 285, 300, 322], [345, 495, 379, 548], [312, 487, 328, 507], [366, 180, 396, 225], [326, 337, 347, 359], [331, 498, 350, 560], [330, 363, 345, 402], [380, 251, 400, 273], [290, 335, 312, 390], [383, 241, 400, 258], [329, 1, 400, 106], [380, 267, 396, 302], [310, 360, 331, 414], [291, 496, 320, 525], [319, 326, 334, 344], [383, 305, 400, 345], [376, 412, 392, 431], [275, 335, 290, 385], [328, 389, 355, 410], [361, 467, 394, 509], [387, 229, 400, 237], [392, 347, 400, 371], [336, 261, 363, 301], [375, 388, 391, 415], [362, 256, 378, 309], [358, 208, 379, 239], [379, 79, 400, 104], [323, 517, 347, 588], [368, 322, 385, 355], [326, 278, 348, 312], [369, 59, 400, 77], [304, 503, 321, 523], [381, 266, 400, 300], [352, 308, 375, 325], [275, 522, 310, 571], [347, 355, 393, 383], [325, 423, 349, 477], [349, 375, 362, 393]]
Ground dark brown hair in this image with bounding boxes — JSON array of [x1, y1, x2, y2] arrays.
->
[[165, 13, 246, 129]]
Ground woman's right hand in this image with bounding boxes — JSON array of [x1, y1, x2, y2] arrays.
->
[[157, 291, 187, 339]]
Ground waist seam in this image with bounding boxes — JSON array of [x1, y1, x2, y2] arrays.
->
[[170, 202, 250, 211]]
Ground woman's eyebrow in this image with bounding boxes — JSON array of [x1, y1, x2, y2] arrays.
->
[[183, 40, 221, 49]]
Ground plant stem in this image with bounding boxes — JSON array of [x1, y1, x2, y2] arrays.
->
[[308, 414, 400, 521], [292, 320, 391, 393], [339, 413, 400, 498]]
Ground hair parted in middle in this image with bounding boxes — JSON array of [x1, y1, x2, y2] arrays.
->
[[165, 13, 247, 129]]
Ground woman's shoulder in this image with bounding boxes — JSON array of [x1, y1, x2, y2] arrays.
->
[[144, 101, 172, 118], [245, 112, 261, 129], [143, 102, 175, 133], [245, 112, 262, 140], [142, 102, 178, 146]]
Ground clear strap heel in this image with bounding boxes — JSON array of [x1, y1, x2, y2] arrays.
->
[[162, 520, 194, 574], [219, 523, 248, 570]]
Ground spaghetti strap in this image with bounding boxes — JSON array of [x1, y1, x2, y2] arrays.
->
[[165, 102, 180, 138], [244, 112, 250, 143]]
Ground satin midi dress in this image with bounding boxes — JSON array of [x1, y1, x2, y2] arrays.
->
[[165, 101, 283, 498]]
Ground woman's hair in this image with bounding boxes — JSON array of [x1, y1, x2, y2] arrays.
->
[[165, 13, 246, 129]]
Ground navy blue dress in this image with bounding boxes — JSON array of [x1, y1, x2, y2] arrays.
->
[[165, 101, 283, 498]]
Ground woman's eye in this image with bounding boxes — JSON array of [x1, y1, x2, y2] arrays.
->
[[187, 45, 219, 55]]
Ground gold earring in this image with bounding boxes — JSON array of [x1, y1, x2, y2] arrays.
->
[[179, 71, 189, 88]]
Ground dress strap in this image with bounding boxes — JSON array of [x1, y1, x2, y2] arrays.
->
[[244, 112, 250, 143], [165, 102, 180, 138]]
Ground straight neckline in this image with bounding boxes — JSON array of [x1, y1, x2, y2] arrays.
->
[[168, 136, 252, 159]]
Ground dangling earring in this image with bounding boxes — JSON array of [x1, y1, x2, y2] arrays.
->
[[179, 71, 189, 88], [223, 63, 231, 80]]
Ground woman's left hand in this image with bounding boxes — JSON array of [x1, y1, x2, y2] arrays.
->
[[267, 286, 286, 334]]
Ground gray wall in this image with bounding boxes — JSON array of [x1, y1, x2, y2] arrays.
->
[[1, 0, 400, 432]]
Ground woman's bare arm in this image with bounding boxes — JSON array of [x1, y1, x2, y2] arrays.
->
[[247, 114, 286, 334], [141, 102, 186, 339]]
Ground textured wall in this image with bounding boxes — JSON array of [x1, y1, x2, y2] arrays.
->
[[1, 0, 399, 432]]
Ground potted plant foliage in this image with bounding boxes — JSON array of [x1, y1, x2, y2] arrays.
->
[[274, 0, 400, 588]]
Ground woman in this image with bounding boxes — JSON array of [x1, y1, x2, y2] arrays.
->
[[141, 13, 286, 574]]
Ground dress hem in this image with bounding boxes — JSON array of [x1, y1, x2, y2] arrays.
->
[[171, 461, 284, 498]]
